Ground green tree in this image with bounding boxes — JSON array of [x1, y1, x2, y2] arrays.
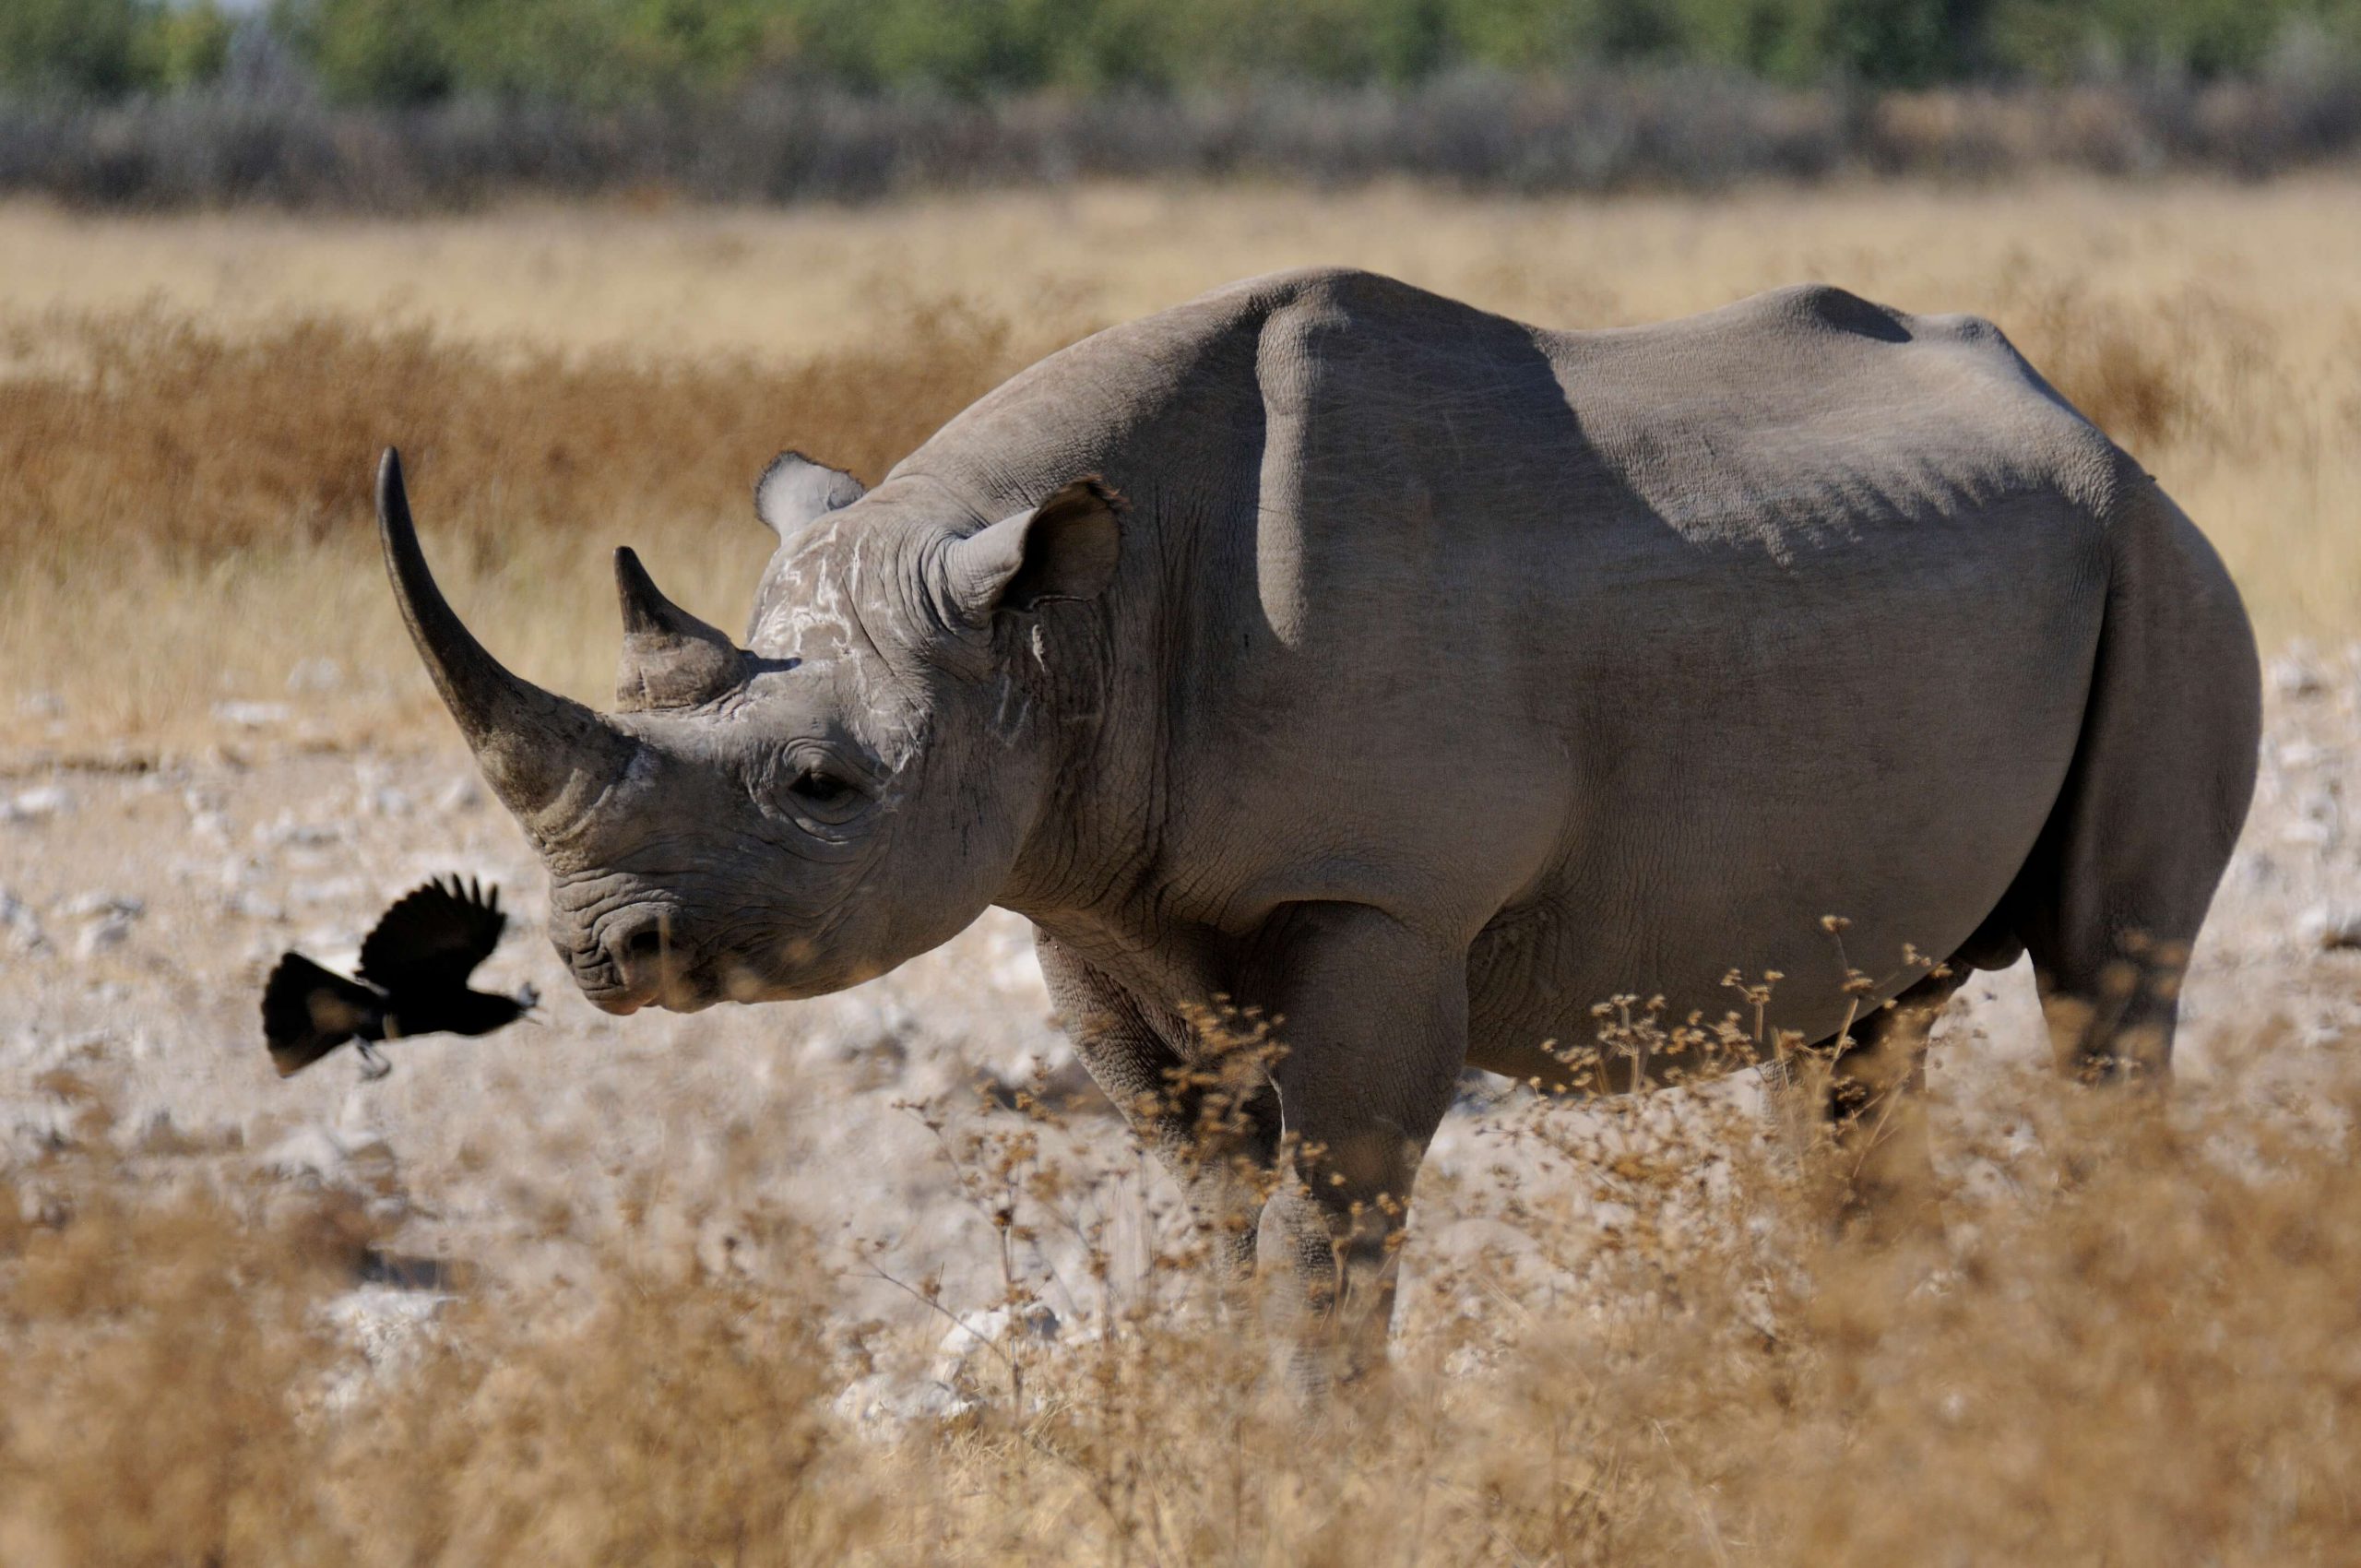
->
[[136, 3, 238, 89], [1, 0, 148, 95], [275, 0, 457, 102], [245, 0, 2361, 104]]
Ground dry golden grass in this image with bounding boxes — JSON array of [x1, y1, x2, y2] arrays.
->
[[6, 1023, 2361, 1565], [3, 175, 2356, 754], [0, 302, 1060, 744]]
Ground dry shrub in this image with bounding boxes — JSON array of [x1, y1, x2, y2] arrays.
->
[[0, 303, 1071, 743], [0, 207, 2352, 744], [0, 303, 1052, 570], [1991, 281, 2265, 458], [8, 1014, 2361, 1565], [0, 275, 2252, 573], [328, 1271, 862, 1563], [10, 73, 2361, 211], [0, 1151, 362, 1565]]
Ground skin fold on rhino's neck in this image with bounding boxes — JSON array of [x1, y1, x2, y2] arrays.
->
[[991, 507, 1178, 956], [883, 293, 1277, 978]]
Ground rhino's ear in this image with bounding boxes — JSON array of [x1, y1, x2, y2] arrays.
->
[[754, 451, 866, 540], [944, 478, 1125, 624]]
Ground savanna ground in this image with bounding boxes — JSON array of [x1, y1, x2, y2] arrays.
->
[[2, 176, 2360, 1564]]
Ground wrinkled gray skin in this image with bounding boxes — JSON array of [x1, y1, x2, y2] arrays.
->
[[380, 269, 2260, 1373]]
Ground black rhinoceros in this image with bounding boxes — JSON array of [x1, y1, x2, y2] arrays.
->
[[376, 269, 2260, 1368]]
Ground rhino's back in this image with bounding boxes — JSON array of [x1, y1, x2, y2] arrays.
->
[[1239, 267, 2121, 568], [899, 266, 2123, 567], [1556, 279, 2122, 546]]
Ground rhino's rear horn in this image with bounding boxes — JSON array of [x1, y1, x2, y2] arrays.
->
[[375, 447, 636, 828], [613, 547, 745, 711]]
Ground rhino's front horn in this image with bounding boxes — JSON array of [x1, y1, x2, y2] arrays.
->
[[375, 447, 635, 829], [612, 547, 745, 711]]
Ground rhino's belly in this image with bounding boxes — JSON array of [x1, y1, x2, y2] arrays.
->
[[1448, 497, 2104, 1090], [1464, 840, 2026, 1094], [1462, 671, 2087, 1090]]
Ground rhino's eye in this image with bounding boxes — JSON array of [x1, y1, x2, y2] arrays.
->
[[789, 769, 854, 808]]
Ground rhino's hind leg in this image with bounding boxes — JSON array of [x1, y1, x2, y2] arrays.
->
[[2007, 478, 2260, 1084], [1809, 966, 1967, 1225]]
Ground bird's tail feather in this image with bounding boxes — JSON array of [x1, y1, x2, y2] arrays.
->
[[263, 954, 382, 1076]]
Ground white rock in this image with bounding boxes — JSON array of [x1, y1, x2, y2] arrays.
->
[[0, 891, 45, 954], [75, 915, 133, 958], [435, 777, 484, 814], [285, 658, 345, 695], [2298, 904, 2361, 952], [0, 785, 72, 824], [5, 1102, 82, 1159], [830, 1371, 976, 1431], [180, 788, 233, 844], [291, 876, 365, 907], [797, 1023, 909, 1076], [63, 893, 144, 920], [2281, 789, 2343, 850], [256, 812, 343, 849], [363, 787, 413, 817], [827, 1305, 1068, 1434], [2270, 646, 2326, 698], [227, 889, 287, 921], [314, 1288, 452, 1412], [1442, 1343, 1498, 1381], [212, 700, 293, 730], [259, 1125, 350, 1182], [322, 1286, 448, 1351], [335, 1089, 391, 1141], [929, 1302, 1060, 1386]]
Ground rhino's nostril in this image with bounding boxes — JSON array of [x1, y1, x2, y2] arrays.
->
[[603, 913, 673, 984]]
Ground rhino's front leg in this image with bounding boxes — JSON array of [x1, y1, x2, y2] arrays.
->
[[1244, 902, 1467, 1380], [1034, 930, 1281, 1284]]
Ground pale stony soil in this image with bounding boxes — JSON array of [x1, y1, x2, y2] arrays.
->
[[2, 647, 2356, 1404]]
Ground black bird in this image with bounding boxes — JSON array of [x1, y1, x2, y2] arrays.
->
[[262, 875, 537, 1078]]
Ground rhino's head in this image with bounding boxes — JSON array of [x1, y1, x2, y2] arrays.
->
[[375, 447, 1120, 1014]]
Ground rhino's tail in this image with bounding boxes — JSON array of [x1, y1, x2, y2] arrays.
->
[[1993, 465, 2260, 1081], [263, 954, 385, 1076]]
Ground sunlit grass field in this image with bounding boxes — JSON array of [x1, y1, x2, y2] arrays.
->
[[4, 175, 2358, 749], [3, 177, 2359, 1565]]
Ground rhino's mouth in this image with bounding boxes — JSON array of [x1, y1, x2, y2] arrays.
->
[[567, 907, 724, 1015], [584, 965, 724, 1016], [563, 893, 869, 1012]]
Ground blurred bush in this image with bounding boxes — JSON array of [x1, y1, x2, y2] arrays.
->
[[3, 0, 2360, 203], [6, 0, 2359, 102], [0, 0, 234, 96], [5, 65, 2360, 208]]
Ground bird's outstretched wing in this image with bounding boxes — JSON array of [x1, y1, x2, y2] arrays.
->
[[359, 875, 507, 996]]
